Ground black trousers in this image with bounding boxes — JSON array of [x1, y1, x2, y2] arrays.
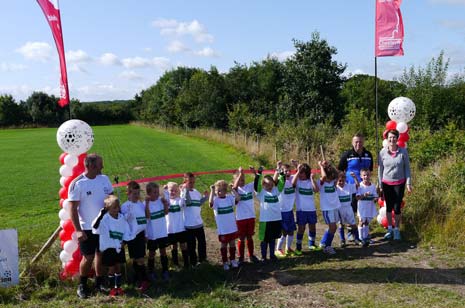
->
[[186, 226, 207, 264]]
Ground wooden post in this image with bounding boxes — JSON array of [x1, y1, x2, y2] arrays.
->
[[320, 144, 326, 161], [20, 225, 62, 277]]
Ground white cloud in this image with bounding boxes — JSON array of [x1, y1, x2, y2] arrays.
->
[[66, 49, 92, 64], [152, 18, 214, 43], [0, 62, 27, 72], [121, 56, 170, 70], [122, 56, 151, 69], [0, 84, 34, 100], [119, 70, 144, 80], [68, 64, 88, 73], [99, 53, 121, 66], [194, 47, 219, 57], [75, 83, 136, 101], [16, 41, 52, 61], [268, 50, 294, 61], [430, 0, 465, 5], [167, 40, 190, 53]]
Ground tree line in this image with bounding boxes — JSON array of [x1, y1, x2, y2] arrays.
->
[[2, 32, 464, 136]]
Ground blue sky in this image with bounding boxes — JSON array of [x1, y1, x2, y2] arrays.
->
[[1, 0, 465, 102]]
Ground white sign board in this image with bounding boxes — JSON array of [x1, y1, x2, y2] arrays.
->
[[0, 229, 19, 287]]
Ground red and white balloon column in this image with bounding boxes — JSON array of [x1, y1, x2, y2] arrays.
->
[[56, 120, 94, 279], [378, 97, 415, 228]]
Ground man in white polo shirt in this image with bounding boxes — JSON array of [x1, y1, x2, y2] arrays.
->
[[69, 154, 113, 299]]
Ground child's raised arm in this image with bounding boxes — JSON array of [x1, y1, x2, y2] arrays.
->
[[318, 161, 327, 182], [232, 166, 244, 190], [273, 161, 282, 184], [292, 164, 302, 188], [310, 172, 319, 193], [230, 183, 241, 203], [253, 166, 264, 193], [209, 184, 216, 208]]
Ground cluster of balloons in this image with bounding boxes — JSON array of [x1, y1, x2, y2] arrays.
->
[[56, 120, 94, 279], [382, 97, 416, 149], [376, 197, 406, 228]]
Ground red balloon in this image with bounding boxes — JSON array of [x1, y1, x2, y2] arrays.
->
[[78, 153, 87, 165], [59, 152, 67, 165], [59, 187, 68, 199], [381, 211, 396, 228], [72, 164, 85, 177], [63, 176, 74, 188], [62, 219, 75, 233], [386, 120, 397, 130], [378, 197, 385, 207], [382, 129, 389, 140], [65, 259, 80, 275], [59, 229, 72, 242], [59, 198, 65, 208], [72, 248, 82, 261], [59, 270, 69, 281], [397, 140, 406, 148], [398, 132, 410, 142]]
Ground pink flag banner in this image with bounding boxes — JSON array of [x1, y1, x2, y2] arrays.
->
[[37, 0, 69, 107], [375, 0, 404, 57]]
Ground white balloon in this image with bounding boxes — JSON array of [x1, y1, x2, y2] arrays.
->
[[396, 122, 408, 134], [60, 250, 72, 263], [63, 199, 71, 212], [376, 215, 383, 225], [71, 232, 78, 241], [59, 164, 73, 177], [387, 97, 416, 123], [379, 206, 387, 218], [59, 208, 70, 221], [64, 154, 79, 168], [60, 219, 66, 228], [56, 119, 94, 155], [59, 176, 66, 187], [64, 240, 78, 254], [382, 139, 389, 148]]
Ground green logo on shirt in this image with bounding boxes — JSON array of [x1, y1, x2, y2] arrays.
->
[[109, 231, 123, 240], [284, 187, 295, 194], [240, 192, 253, 201], [150, 210, 165, 220], [298, 188, 313, 195], [324, 185, 336, 193], [136, 217, 147, 225], [169, 205, 181, 213], [217, 206, 234, 214], [264, 195, 279, 203], [186, 200, 201, 207], [339, 195, 351, 202]]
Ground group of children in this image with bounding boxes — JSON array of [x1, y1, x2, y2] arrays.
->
[[93, 162, 379, 295]]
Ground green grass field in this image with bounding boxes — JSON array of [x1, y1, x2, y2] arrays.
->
[[1, 124, 465, 307], [0, 124, 257, 249]]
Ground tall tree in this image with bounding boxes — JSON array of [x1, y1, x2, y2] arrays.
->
[[281, 32, 346, 124]]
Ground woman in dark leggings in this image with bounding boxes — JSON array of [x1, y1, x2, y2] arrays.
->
[[378, 129, 412, 241]]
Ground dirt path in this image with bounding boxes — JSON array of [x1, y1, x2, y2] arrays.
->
[[203, 225, 465, 307]]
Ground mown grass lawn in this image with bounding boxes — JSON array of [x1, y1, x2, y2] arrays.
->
[[0, 124, 257, 250], [1, 124, 465, 308]]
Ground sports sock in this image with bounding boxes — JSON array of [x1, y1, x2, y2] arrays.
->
[[277, 235, 285, 250], [286, 235, 294, 249], [220, 247, 228, 263]]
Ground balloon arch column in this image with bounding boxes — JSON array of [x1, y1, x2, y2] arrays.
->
[[56, 120, 94, 279]]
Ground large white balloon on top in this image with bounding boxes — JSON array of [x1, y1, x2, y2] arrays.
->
[[57, 120, 94, 155], [387, 97, 416, 123]]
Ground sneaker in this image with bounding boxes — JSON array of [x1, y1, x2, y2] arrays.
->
[[277, 248, 286, 256], [109, 288, 118, 297], [223, 262, 230, 271], [250, 255, 260, 263], [95, 284, 109, 294], [230, 259, 239, 268], [354, 239, 362, 246], [340, 240, 347, 248], [162, 271, 170, 281], [323, 246, 336, 255], [362, 239, 370, 247], [294, 249, 303, 256], [239, 257, 245, 264], [384, 230, 393, 240], [77, 284, 89, 299], [394, 229, 401, 241], [347, 233, 355, 242], [286, 248, 295, 256], [138, 280, 150, 293]]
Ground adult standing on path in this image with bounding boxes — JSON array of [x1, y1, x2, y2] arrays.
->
[[69, 154, 114, 299], [338, 133, 373, 240], [378, 130, 412, 241]]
